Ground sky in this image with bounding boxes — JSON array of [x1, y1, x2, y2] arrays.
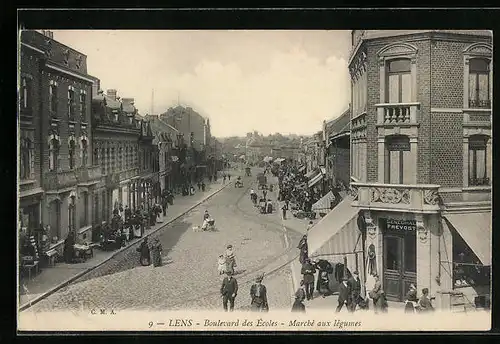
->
[[51, 30, 352, 138]]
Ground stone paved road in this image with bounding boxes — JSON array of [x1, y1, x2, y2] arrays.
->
[[29, 172, 302, 313]]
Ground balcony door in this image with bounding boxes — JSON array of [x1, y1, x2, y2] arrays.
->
[[382, 219, 417, 302], [386, 59, 412, 104], [385, 135, 411, 184]]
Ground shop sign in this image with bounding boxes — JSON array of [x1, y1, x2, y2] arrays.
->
[[386, 219, 416, 232]]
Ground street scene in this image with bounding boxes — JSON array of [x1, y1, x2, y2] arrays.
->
[[18, 29, 491, 324]]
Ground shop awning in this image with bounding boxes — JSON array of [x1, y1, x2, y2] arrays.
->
[[308, 172, 324, 188], [312, 191, 335, 211], [308, 195, 361, 256], [305, 169, 318, 179], [298, 165, 306, 173], [444, 212, 492, 266]]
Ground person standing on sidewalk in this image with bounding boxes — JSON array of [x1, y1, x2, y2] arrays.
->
[[227, 173, 231, 181], [220, 271, 238, 312], [301, 258, 316, 301], [291, 289, 306, 313], [223, 174, 227, 184], [281, 202, 288, 220], [297, 235, 308, 265], [348, 271, 362, 312]]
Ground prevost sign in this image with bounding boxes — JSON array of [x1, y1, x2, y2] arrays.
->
[[385, 219, 416, 232]]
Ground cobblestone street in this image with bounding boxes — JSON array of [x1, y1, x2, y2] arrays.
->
[[28, 173, 301, 313]]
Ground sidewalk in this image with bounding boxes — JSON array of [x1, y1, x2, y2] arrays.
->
[[19, 180, 232, 311]]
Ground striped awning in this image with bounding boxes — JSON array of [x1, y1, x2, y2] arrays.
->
[[305, 169, 318, 179], [312, 191, 335, 211], [444, 212, 491, 266], [308, 172, 323, 188], [298, 165, 306, 173]]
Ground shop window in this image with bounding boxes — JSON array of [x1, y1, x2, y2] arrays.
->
[[386, 58, 412, 103], [468, 135, 489, 186], [69, 139, 76, 170], [385, 135, 411, 184], [80, 192, 89, 228], [452, 229, 490, 288], [468, 58, 491, 109], [20, 137, 33, 180], [49, 138, 60, 171], [49, 200, 61, 242], [49, 82, 58, 117], [81, 138, 88, 167]]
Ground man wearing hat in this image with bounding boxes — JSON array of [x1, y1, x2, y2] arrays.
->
[[300, 258, 316, 300], [220, 270, 238, 312], [250, 273, 268, 312], [336, 276, 351, 312], [348, 271, 362, 312]]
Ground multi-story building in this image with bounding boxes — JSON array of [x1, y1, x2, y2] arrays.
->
[[19, 30, 101, 251], [138, 117, 159, 206], [306, 30, 492, 311], [323, 108, 351, 189], [91, 84, 143, 228]]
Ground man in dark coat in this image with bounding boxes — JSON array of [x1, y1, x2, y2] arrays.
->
[[124, 205, 132, 223], [301, 258, 316, 300], [336, 277, 351, 312], [297, 235, 308, 264], [348, 271, 362, 312], [220, 271, 238, 312], [250, 274, 268, 312], [137, 238, 151, 266], [291, 289, 306, 313], [315, 259, 333, 297]]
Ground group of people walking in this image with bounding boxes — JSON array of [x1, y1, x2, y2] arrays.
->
[[137, 236, 164, 267], [219, 271, 269, 312]]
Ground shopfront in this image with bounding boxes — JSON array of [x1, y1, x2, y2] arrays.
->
[[380, 218, 417, 302]]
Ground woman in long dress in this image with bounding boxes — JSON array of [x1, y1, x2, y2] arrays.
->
[[151, 238, 163, 267], [138, 238, 151, 266]]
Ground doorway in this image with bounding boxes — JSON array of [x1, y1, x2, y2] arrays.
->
[[382, 219, 417, 302]]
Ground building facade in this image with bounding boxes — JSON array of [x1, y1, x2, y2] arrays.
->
[[19, 30, 101, 251], [348, 30, 492, 309], [324, 108, 351, 189]]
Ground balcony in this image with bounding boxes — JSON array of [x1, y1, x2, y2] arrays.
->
[[468, 99, 491, 109], [376, 103, 420, 126], [44, 170, 78, 191], [75, 165, 102, 184], [119, 167, 139, 181], [350, 182, 441, 213]]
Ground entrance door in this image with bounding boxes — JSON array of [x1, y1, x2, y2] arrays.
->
[[383, 233, 417, 301]]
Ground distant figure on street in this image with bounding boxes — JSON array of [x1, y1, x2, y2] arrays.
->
[[220, 271, 238, 312], [336, 277, 351, 312], [291, 289, 306, 313], [418, 288, 435, 312], [281, 203, 288, 220], [297, 235, 308, 264], [124, 205, 132, 223], [250, 273, 268, 312], [223, 174, 227, 183], [228, 173, 231, 181], [306, 221, 314, 232], [209, 175, 213, 182], [137, 238, 151, 266]]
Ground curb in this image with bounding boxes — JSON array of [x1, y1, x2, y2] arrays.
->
[[19, 181, 233, 312]]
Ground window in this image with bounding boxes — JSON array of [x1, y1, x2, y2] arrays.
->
[[20, 137, 32, 180], [468, 135, 489, 186], [81, 139, 88, 167], [93, 147, 99, 166], [49, 138, 60, 171], [385, 135, 411, 184], [68, 88, 75, 120], [452, 229, 490, 288], [101, 148, 106, 174], [20, 77, 32, 110], [468, 58, 490, 108], [69, 139, 76, 170], [111, 148, 115, 172], [94, 192, 99, 224], [118, 147, 123, 171], [68, 195, 76, 231], [80, 192, 89, 228], [79, 91, 87, 122], [49, 83, 58, 117], [386, 59, 412, 103]]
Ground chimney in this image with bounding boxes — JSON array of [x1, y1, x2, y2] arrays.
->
[[42, 30, 54, 39], [91, 79, 100, 97], [107, 89, 117, 100]]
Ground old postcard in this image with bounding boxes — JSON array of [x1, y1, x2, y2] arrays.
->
[[17, 27, 492, 332]]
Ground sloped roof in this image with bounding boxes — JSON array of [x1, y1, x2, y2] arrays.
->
[[122, 99, 136, 114], [104, 94, 121, 110], [328, 108, 351, 138]]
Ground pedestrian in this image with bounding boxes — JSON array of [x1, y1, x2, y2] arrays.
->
[[228, 173, 231, 181], [201, 181, 206, 192], [301, 258, 316, 301], [336, 277, 351, 312], [151, 238, 163, 267], [369, 274, 387, 314], [281, 202, 288, 220], [250, 273, 268, 312], [223, 174, 227, 184], [137, 238, 151, 266], [291, 289, 306, 313], [306, 221, 314, 232], [220, 270, 238, 312], [124, 205, 132, 223], [297, 235, 308, 264], [209, 175, 213, 183], [418, 288, 435, 312], [197, 181, 202, 191], [348, 271, 362, 312], [263, 189, 267, 200]]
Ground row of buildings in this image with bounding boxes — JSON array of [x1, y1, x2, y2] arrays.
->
[[18, 30, 223, 253], [304, 30, 491, 310]]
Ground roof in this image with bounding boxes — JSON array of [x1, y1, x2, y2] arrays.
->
[[328, 108, 351, 138], [104, 94, 121, 110], [122, 98, 136, 114]]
